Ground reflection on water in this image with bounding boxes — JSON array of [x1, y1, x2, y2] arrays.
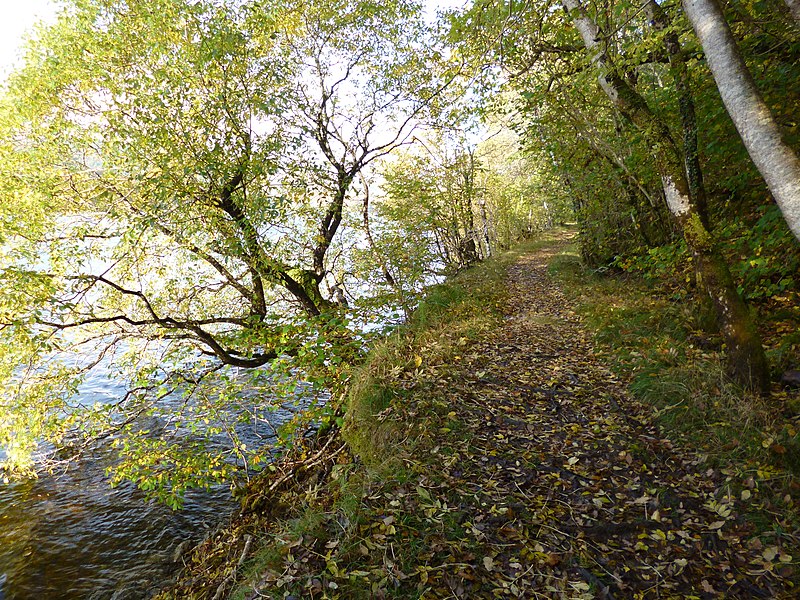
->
[[0, 468, 231, 599], [0, 363, 305, 599]]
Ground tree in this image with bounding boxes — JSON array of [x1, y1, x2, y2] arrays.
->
[[645, 0, 709, 227], [380, 138, 485, 273], [0, 0, 447, 502], [682, 0, 800, 241], [561, 0, 769, 392], [449, 0, 773, 391], [446, 0, 676, 265], [372, 129, 550, 286], [784, 0, 800, 26]]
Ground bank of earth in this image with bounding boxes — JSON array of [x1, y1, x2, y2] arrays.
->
[[162, 229, 799, 599]]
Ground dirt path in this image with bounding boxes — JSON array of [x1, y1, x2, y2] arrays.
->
[[405, 237, 794, 598]]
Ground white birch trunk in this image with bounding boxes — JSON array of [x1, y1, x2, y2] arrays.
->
[[561, 0, 618, 103], [683, 0, 800, 242], [562, 0, 695, 218]]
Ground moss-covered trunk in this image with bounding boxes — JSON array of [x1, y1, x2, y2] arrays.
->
[[682, 215, 770, 393]]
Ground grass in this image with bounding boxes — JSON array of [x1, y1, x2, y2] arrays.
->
[[548, 240, 800, 535]]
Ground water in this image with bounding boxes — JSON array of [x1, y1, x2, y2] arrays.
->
[[0, 465, 230, 599], [0, 364, 302, 599]]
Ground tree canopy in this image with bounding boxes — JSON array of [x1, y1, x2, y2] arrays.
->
[[0, 0, 462, 501]]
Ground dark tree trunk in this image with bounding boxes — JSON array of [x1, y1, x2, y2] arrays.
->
[[480, 201, 492, 258], [459, 237, 479, 267]]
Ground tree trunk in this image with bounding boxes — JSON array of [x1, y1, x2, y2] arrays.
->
[[784, 0, 800, 26], [480, 200, 492, 257], [459, 237, 479, 267], [563, 0, 770, 393], [683, 0, 800, 242], [360, 173, 397, 288], [646, 0, 709, 228]]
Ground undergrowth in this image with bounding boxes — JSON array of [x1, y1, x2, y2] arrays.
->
[[548, 241, 800, 535], [612, 203, 800, 376]]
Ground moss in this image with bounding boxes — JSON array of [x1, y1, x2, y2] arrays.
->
[[341, 370, 404, 472], [682, 211, 713, 250]]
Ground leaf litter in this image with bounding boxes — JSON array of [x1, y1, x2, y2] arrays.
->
[[164, 235, 798, 599], [360, 239, 797, 598]]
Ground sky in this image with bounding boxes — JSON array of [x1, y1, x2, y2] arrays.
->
[[0, 0, 466, 81], [0, 0, 57, 81]]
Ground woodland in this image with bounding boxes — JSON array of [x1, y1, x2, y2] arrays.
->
[[0, 1, 799, 592]]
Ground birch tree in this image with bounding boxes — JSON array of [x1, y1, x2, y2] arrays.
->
[[0, 0, 445, 502], [683, 0, 800, 241]]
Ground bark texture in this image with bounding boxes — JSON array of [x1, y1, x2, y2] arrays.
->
[[683, 0, 800, 241], [785, 0, 800, 26], [646, 0, 709, 228]]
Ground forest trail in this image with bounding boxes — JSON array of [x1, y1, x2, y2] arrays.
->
[[375, 231, 795, 598], [174, 232, 797, 600]]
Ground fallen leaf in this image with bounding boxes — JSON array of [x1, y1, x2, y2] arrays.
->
[[763, 547, 778, 562], [701, 580, 716, 593]]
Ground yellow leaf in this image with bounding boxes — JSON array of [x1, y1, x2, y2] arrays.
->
[[763, 547, 778, 561]]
